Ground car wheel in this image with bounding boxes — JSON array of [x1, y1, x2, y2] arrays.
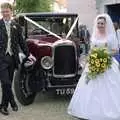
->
[[14, 65, 36, 105]]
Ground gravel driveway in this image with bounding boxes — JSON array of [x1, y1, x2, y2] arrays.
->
[[0, 91, 78, 120]]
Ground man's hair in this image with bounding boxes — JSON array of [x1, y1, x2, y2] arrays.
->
[[1, 2, 13, 11]]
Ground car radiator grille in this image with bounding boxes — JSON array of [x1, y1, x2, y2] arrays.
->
[[54, 45, 76, 75]]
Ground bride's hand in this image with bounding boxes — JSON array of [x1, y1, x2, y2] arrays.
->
[[111, 49, 118, 55]]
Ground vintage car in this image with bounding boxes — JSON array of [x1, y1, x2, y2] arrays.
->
[[14, 12, 82, 105]]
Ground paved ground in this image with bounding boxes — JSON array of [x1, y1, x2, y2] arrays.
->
[[0, 92, 79, 120], [0, 55, 87, 120]]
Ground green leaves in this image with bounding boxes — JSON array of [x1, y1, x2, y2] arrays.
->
[[15, 0, 53, 13]]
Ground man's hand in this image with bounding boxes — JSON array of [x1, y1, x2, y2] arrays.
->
[[24, 54, 36, 68], [28, 54, 36, 62], [19, 53, 36, 64], [19, 52, 26, 63]]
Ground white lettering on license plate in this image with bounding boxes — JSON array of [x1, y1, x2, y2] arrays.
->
[[56, 88, 75, 95]]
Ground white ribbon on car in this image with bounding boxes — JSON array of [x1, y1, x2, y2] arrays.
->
[[24, 16, 62, 40], [24, 15, 79, 40], [66, 16, 79, 39]]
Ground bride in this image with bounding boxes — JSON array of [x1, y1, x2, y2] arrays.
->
[[68, 13, 120, 120]]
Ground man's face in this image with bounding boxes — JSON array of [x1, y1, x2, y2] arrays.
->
[[1, 8, 12, 21]]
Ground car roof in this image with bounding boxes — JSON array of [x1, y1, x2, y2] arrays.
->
[[17, 12, 78, 18]]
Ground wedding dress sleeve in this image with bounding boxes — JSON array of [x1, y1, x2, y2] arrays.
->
[[108, 34, 119, 52]]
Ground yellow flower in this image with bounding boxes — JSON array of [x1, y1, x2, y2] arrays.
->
[[90, 53, 97, 59], [90, 59, 94, 64], [101, 63, 106, 68], [87, 47, 112, 79], [95, 59, 100, 64], [91, 67, 96, 72], [94, 53, 98, 58], [103, 58, 107, 63], [90, 55, 95, 58], [100, 58, 103, 62], [96, 68, 99, 72], [96, 63, 100, 67], [104, 50, 108, 54]]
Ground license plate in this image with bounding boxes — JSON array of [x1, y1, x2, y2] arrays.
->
[[56, 88, 75, 95]]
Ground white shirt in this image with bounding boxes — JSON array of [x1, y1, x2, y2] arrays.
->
[[4, 20, 12, 55]]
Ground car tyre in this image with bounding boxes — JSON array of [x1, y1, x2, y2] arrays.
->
[[14, 65, 36, 105]]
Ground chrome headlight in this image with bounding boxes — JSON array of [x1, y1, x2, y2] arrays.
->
[[41, 56, 53, 70]]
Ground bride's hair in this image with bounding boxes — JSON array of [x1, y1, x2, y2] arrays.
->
[[97, 16, 106, 22]]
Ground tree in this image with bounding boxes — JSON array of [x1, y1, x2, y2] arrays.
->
[[15, 0, 53, 13]]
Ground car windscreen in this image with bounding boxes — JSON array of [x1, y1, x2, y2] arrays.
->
[[25, 16, 78, 38]]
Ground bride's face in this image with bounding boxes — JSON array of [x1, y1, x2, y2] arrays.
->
[[97, 18, 106, 33]]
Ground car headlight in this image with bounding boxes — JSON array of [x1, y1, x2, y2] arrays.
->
[[41, 56, 53, 70]]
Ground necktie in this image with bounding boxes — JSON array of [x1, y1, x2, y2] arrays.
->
[[5, 21, 12, 55]]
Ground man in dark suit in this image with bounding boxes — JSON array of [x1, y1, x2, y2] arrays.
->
[[0, 3, 30, 115], [79, 25, 90, 54]]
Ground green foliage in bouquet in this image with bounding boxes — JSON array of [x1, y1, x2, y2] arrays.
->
[[87, 47, 112, 80]]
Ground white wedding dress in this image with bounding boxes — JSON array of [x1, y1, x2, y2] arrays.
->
[[68, 35, 120, 120]]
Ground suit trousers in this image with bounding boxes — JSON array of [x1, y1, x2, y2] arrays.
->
[[0, 54, 16, 108]]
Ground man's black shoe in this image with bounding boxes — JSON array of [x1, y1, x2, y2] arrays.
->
[[0, 107, 9, 115], [10, 101, 18, 111], [12, 105, 18, 111]]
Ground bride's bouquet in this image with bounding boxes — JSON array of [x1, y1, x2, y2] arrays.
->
[[87, 47, 112, 80]]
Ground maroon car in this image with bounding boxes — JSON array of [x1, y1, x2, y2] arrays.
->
[[14, 12, 82, 105]]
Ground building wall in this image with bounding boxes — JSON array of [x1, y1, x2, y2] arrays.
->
[[0, 0, 14, 4], [97, 0, 120, 13], [53, 0, 67, 12], [67, 0, 97, 32], [67, 0, 120, 32]]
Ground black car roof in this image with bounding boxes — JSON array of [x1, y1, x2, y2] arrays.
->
[[17, 12, 78, 18]]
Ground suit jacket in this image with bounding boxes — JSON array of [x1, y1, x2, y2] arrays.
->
[[0, 19, 29, 69], [79, 29, 90, 43]]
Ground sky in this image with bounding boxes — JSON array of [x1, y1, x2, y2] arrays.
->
[[0, 0, 14, 4]]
